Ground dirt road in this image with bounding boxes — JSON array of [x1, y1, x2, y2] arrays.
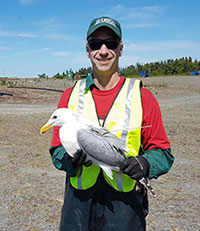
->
[[0, 76, 199, 230]]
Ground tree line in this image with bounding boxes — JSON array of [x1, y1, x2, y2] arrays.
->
[[121, 56, 200, 77], [39, 57, 200, 79]]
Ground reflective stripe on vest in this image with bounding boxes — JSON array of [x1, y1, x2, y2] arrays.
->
[[68, 79, 100, 190], [68, 77, 142, 192]]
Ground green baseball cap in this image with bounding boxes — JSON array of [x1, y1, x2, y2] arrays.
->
[[87, 16, 122, 39]]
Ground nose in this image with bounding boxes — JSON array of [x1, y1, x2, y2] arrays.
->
[[99, 44, 109, 56]]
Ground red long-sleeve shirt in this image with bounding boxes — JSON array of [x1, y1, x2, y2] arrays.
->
[[51, 77, 170, 151]]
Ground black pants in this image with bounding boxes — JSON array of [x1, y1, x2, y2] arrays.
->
[[59, 171, 148, 231]]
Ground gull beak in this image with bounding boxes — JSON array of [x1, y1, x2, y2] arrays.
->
[[40, 123, 53, 134]]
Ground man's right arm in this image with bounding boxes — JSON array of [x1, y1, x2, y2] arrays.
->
[[49, 146, 76, 177]]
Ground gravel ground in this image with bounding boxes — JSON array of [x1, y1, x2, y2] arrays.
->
[[0, 76, 200, 231]]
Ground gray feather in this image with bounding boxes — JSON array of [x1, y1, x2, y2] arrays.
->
[[77, 126, 127, 166]]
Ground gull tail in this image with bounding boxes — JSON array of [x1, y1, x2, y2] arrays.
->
[[100, 165, 113, 180]]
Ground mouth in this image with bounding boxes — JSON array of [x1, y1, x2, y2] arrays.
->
[[97, 58, 112, 64]]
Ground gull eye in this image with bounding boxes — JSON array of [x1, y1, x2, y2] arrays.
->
[[53, 115, 57, 119]]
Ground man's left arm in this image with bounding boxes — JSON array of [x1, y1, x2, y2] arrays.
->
[[142, 148, 174, 179], [141, 88, 174, 179]]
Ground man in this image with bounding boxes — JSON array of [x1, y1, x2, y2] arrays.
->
[[49, 16, 174, 231]]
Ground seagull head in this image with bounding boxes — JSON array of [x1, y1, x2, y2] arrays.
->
[[40, 108, 77, 134]]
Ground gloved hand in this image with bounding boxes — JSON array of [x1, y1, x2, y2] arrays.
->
[[70, 149, 92, 167], [120, 156, 150, 180]]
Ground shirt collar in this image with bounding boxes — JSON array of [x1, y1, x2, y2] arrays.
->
[[85, 73, 95, 90]]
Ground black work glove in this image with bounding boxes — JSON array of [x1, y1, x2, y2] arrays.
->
[[70, 149, 92, 167], [120, 156, 150, 180]]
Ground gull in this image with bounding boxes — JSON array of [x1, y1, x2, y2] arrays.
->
[[40, 108, 156, 198], [40, 108, 127, 178]]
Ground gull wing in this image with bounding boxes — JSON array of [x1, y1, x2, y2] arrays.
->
[[77, 126, 127, 167]]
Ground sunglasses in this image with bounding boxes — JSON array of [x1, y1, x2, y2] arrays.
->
[[87, 39, 120, 50]]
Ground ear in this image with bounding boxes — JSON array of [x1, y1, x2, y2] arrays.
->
[[86, 43, 90, 58], [119, 42, 123, 57]]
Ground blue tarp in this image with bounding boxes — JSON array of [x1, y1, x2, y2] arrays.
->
[[191, 71, 200, 76], [139, 71, 149, 77]]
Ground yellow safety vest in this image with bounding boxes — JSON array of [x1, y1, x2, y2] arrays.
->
[[68, 77, 142, 192]]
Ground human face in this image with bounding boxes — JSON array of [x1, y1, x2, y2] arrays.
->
[[86, 27, 123, 77]]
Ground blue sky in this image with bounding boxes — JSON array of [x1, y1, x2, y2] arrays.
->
[[0, 0, 200, 78]]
